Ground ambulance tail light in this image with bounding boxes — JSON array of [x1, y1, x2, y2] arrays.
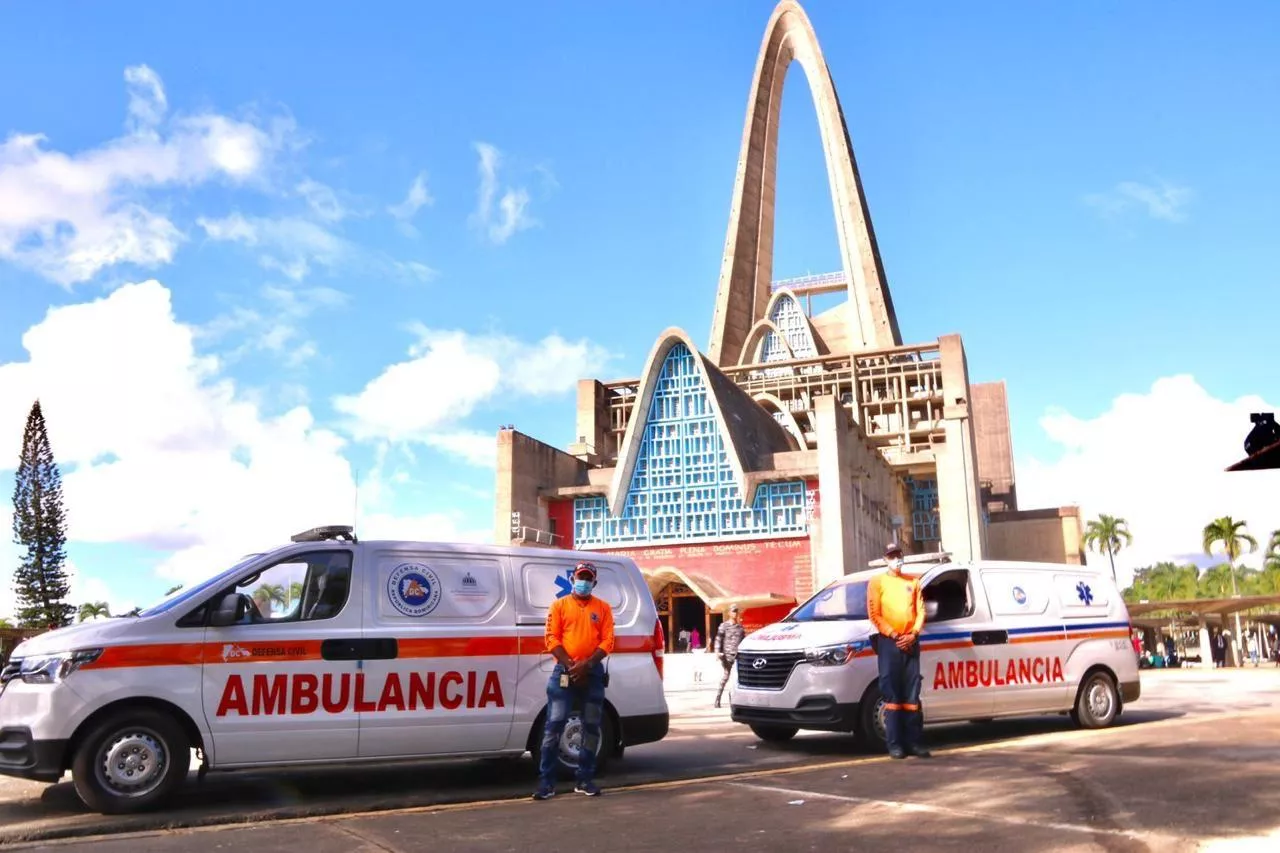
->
[[651, 617, 665, 679]]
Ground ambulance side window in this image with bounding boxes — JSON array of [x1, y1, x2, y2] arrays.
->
[[923, 570, 974, 622], [234, 550, 353, 625]]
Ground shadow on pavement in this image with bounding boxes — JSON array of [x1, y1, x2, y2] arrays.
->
[[0, 709, 1187, 844]]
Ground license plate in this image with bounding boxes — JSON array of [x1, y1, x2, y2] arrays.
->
[[734, 690, 768, 706]]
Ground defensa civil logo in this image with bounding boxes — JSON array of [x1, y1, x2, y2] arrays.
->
[[1012, 586, 1027, 605], [388, 562, 443, 617]]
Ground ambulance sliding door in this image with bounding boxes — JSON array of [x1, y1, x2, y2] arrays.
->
[[356, 550, 516, 758], [977, 569, 1064, 713], [201, 548, 362, 766]]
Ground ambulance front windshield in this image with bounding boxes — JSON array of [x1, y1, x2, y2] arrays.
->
[[135, 554, 263, 617], [789, 580, 870, 622]]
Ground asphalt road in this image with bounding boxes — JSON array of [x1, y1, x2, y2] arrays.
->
[[3, 668, 1279, 849]]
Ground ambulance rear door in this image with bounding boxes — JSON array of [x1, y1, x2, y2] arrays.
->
[[356, 547, 517, 758]]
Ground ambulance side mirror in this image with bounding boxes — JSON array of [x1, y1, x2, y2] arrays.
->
[[924, 600, 940, 622], [209, 593, 244, 628]]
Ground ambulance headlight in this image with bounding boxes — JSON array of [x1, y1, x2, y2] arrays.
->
[[804, 643, 855, 667], [19, 649, 103, 684]]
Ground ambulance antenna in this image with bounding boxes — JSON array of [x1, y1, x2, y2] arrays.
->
[[353, 468, 360, 531]]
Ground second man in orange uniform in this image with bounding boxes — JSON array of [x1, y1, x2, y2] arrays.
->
[[867, 542, 931, 759]]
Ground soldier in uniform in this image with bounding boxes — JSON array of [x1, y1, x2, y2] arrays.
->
[[712, 604, 746, 709]]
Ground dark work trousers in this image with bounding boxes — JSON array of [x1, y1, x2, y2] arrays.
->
[[876, 635, 923, 751], [715, 655, 735, 704]]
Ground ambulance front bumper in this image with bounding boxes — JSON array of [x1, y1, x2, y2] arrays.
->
[[0, 727, 67, 783], [730, 696, 861, 732]]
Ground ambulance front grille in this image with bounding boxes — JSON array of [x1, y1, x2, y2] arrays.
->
[[736, 651, 804, 690]]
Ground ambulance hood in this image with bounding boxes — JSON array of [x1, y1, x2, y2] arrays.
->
[[11, 617, 136, 658], [739, 619, 873, 652]]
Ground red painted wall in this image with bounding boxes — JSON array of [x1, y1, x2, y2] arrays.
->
[[546, 500, 575, 549], [600, 537, 810, 604]]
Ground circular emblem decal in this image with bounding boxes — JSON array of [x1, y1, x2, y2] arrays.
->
[[1012, 586, 1027, 605], [387, 562, 443, 617]]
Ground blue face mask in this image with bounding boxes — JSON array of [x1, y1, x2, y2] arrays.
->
[[573, 579, 593, 596]]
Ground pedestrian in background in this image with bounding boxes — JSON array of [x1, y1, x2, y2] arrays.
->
[[867, 542, 930, 759], [713, 604, 746, 709], [533, 562, 615, 801]]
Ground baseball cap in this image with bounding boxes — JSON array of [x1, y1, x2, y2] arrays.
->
[[728, 604, 740, 613], [884, 542, 904, 557], [573, 562, 598, 580]]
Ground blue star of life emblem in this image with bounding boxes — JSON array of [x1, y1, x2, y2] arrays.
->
[[1076, 581, 1094, 605], [554, 569, 574, 599]]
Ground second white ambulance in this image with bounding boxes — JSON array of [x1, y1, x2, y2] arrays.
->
[[0, 527, 668, 814], [730, 554, 1139, 748]]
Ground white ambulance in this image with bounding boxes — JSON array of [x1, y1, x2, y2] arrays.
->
[[729, 554, 1140, 748], [0, 527, 668, 814]]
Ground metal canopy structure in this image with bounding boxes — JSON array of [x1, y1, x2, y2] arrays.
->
[[1127, 594, 1280, 619]]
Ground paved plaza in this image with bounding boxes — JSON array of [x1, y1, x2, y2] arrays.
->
[[2, 668, 1279, 851]]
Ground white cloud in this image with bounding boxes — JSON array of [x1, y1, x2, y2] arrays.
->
[[198, 284, 348, 367], [1085, 180, 1192, 223], [1018, 375, 1278, 587], [334, 326, 614, 459], [470, 142, 536, 244], [197, 212, 350, 281], [0, 65, 289, 284], [424, 432, 498, 468], [296, 178, 346, 222], [124, 65, 168, 131], [388, 171, 433, 221], [0, 280, 363, 592]]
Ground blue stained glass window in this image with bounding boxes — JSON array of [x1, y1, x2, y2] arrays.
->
[[907, 476, 940, 542], [574, 342, 807, 548]]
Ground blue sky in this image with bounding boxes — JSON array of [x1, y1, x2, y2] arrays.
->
[[2, 1, 1278, 613]]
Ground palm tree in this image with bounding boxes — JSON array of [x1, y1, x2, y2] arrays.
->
[[1267, 530, 1280, 561], [1083, 514, 1133, 581], [78, 602, 111, 622], [252, 584, 288, 617], [1203, 516, 1257, 662], [0, 617, 14, 629], [164, 584, 184, 596]]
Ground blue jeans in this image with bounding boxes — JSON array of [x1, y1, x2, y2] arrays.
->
[[538, 663, 606, 786], [876, 635, 923, 751]]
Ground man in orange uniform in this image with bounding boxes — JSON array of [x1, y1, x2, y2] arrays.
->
[[533, 561, 616, 800], [867, 542, 931, 759]]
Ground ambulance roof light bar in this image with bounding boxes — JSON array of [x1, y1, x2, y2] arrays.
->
[[867, 551, 953, 569], [291, 525, 358, 544]]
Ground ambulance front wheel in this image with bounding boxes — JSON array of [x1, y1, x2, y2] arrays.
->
[[858, 685, 888, 752], [1072, 670, 1119, 729], [748, 724, 798, 742], [71, 708, 191, 814]]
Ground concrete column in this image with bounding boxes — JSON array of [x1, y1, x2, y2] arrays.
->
[[814, 395, 856, 588], [1199, 626, 1214, 669], [935, 335, 987, 562]]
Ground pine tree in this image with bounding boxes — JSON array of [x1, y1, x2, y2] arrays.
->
[[11, 401, 74, 629]]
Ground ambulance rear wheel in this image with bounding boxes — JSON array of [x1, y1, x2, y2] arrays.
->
[[71, 708, 191, 815], [748, 724, 798, 743], [533, 709, 616, 779], [1072, 670, 1119, 729]]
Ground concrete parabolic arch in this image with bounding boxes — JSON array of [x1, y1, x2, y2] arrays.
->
[[707, 0, 903, 367]]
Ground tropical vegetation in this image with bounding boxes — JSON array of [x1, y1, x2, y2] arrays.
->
[[77, 601, 112, 622]]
